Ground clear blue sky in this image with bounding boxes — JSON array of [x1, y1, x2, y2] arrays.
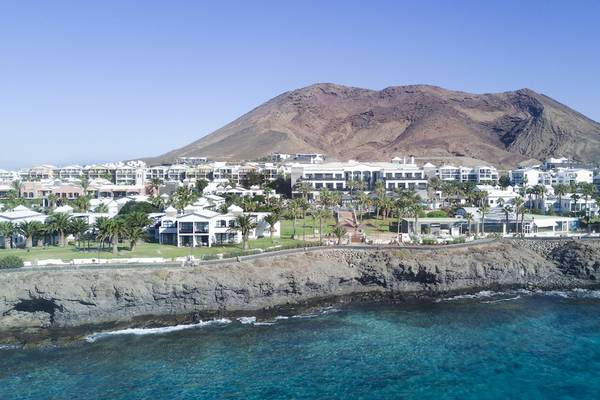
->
[[1, 0, 598, 169]]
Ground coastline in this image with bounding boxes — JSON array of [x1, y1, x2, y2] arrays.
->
[[1, 239, 599, 346]]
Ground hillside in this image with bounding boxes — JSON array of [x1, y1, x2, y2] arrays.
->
[[147, 83, 600, 167]]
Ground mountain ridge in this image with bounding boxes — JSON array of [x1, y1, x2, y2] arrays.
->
[[146, 83, 600, 167]]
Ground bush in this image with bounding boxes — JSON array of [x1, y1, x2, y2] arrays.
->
[[0, 255, 24, 269], [427, 210, 448, 218], [421, 237, 437, 245], [451, 237, 466, 244]]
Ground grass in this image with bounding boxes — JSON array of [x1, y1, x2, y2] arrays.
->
[[0, 237, 308, 262], [359, 217, 397, 235], [0, 219, 339, 262]]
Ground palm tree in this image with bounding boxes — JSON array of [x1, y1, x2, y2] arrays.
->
[[150, 178, 162, 195], [287, 199, 302, 239], [17, 221, 43, 250], [231, 214, 257, 251], [104, 218, 126, 254], [479, 204, 490, 235], [46, 212, 71, 247], [297, 198, 310, 242], [394, 194, 411, 242], [241, 196, 257, 212], [501, 204, 513, 235], [579, 183, 597, 232], [332, 225, 346, 245], [263, 213, 279, 242], [570, 193, 581, 216], [79, 176, 90, 195], [356, 191, 371, 222], [171, 186, 197, 211], [73, 195, 92, 212], [11, 180, 21, 198], [46, 193, 58, 209], [126, 212, 151, 229], [554, 183, 568, 216], [296, 182, 313, 201], [314, 208, 331, 244], [0, 221, 15, 249], [513, 197, 525, 237], [70, 218, 89, 249], [464, 213, 474, 236], [95, 203, 109, 214], [126, 226, 145, 252]]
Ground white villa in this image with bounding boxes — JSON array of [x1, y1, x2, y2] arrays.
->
[[156, 204, 279, 247]]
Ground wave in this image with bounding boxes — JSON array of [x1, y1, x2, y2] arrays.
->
[[0, 344, 20, 351], [85, 319, 232, 342], [237, 317, 257, 325], [438, 288, 600, 303]]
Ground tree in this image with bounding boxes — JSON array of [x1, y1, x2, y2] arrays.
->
[[172, 186, 198, 211], [46, 193, 58, 209], [286, 199, 302, 239], [513, 197, 525, 237], [73, 195, 92, 212], [332, 225, 346, 245], [149, 178, 162, 195], [126, 211, 152, 229], [231, 214, 257, 251], [46, 212, 71, 247], [104, 218, 127, 254], [79, 177, 90, 194], [296, 182, 313, 200], [501, 204, 513, 235], [95, 203, 109, 214], [0, 221, 15, 249], [263, 213, 279, 242], [479, 205, 490, 235], [297, 198, 310, 242], [17, 221, 43, 250], [554, 184, 568, 215], [126, 226, 145, 252], [11, 180, 21, 198], [356, 191, 371, 222], [70, 218, 89, 249], [314, 208, 331, 244], [463, 212, 474, 236], [579, 183, 597, 232], [498, 175, 511, 189], [118, 201, 158, 216]]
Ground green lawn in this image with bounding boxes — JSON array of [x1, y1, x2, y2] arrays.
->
[[0, 219, 342, 262], [359, 217, 397, 235], [0, 237, 307, 262], [280, 217, 337, 240]]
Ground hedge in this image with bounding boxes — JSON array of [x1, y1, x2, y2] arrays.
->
[[0, 255, 24, 269]]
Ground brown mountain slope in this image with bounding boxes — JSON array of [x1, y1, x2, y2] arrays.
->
[[148, 83, 600, 167]]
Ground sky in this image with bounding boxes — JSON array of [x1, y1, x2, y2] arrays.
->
[[1, 0, 599, 169]]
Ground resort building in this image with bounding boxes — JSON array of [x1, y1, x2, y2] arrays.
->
[[177, 157, 208, 165], [474, 185, 520, 206], [0, 169, 18, 182], [294, 153, 325, 164], [291, 158, 427, 195], [55, 165, 84, 181], [156, 204, 279, 247], [115, 166, 146, 186], [432, 165, 499, 183]]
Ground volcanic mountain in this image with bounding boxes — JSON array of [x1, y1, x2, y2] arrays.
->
[[148, 83, 600, 167]]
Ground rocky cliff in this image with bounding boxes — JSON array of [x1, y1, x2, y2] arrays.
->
[[1, 240, 599, 339]]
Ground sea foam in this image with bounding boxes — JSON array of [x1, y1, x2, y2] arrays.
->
[[85, 319, 232, 342]]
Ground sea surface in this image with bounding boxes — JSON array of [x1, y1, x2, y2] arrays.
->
[[2, 289, 600, 400]]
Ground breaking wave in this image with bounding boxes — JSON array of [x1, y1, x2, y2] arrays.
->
[[438, 288, 600, 303], [86, 319, 232, 342]]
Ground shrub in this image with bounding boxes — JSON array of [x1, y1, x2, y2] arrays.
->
[[427, 210, 448, 218], [421, 237, 437, 245], [451, 237, 466, 244], [0, 255, 24, 269]]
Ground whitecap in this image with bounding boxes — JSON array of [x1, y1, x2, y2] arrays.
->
[[482, 295, 521, 304], [85, 318, 232, 342], [237, 316, 257, 325]]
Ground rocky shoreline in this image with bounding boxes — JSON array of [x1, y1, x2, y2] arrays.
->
[[1, 239, 599, 346]]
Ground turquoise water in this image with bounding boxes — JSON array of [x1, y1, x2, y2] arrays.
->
[[2, 290, 600, 400]]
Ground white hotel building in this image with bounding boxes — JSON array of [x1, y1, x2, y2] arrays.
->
[[157, 204, 279, 247], [291, 157, 428, 194]]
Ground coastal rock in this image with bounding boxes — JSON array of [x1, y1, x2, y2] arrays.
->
[[0, 240, 599, 333]]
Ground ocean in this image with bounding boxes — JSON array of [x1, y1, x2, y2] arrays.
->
[[2, 289, 600, 400]]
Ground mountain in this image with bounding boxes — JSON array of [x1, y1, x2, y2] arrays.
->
[[147, 83, 600, 167]]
